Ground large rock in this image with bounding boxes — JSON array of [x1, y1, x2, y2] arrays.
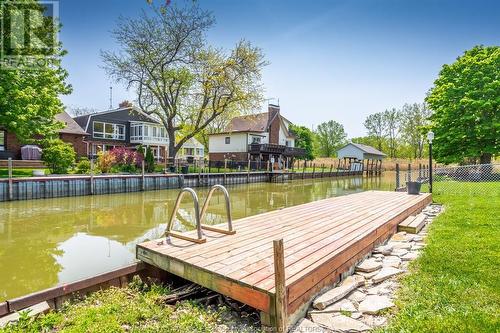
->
[[401, 252, 419, 261], [356, 258, 383, 273], [390, 232, 407, 242], [373, 244, 393, 255], [310, 313, 370, 332], [291, 318, 326, 332], [391, 248, 409, 257], [313, 275, 365, 310], [355, 270, 380, 279], [389, 241, 412, 250], [358, 295, 394, 314], [310, 299, 357, 314], [372, 267, 402, 283], [347, 290, 367, 303], [382, 256, 402, 268]]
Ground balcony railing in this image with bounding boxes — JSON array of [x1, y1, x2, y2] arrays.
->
[[248, 144, 306, 157], [130, 135, 168, 144]]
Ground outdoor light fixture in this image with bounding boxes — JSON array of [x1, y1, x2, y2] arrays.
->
[[427, 131, 434, 193], [427, 131, 434, 144]]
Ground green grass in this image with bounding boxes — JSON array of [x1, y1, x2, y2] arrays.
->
[[0, 277, 227, 333], [0, 169, 49, 178], [378, 182, 500, 333]]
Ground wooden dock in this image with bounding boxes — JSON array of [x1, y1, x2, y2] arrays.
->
[[137, 191, 431, 330]]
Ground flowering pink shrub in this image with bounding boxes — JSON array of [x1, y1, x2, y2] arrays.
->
[[109, 147, 144, 171]]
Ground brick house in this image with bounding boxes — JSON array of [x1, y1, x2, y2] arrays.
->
[[208, 104, 305, 166], [0, 111, 89, 160]]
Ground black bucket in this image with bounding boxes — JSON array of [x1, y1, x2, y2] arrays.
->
[[407, 181, 422, 195]]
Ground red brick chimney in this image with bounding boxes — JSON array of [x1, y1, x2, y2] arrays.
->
[[119, 100, 133, 108], [268, 104, 280, 145]]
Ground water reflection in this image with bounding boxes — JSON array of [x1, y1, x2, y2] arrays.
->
[[0, 173, 395, 300]]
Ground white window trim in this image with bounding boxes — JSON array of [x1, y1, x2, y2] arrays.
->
[[93, 121, 125, 140], [0, 130, 5, 151]]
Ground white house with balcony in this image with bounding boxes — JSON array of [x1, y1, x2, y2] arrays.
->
[[208, 104, 305, 166]]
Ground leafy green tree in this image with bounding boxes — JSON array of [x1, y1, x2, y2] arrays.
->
[[363, 113, 386, 152], [0, 0, 71, 142], [145, 146, 155, 173], [41, 140, 76, 174], [102, 4, 266, 158], [289, 124, 316, 160], [426, 45, 499, 164], [400, 103, 431, 159], [383, 108, 401, 158], [315, 120, 347, 157]]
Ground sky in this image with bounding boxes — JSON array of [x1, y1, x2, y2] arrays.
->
[[58, 0, 500, 137]]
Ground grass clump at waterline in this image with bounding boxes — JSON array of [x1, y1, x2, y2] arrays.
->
[[379, 182, 500, 333], [0, 277, 241, 333]]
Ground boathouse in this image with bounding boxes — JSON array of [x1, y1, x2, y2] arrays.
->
[[337, 142, 386, 174]]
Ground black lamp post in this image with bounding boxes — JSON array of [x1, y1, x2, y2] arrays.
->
[[427, 131, 434, 193]]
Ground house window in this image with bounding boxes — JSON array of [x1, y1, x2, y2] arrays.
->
[[0, 130, 5, 151], [225, 137, 230, 144], [196, 148, 204, 156], [93, 121, 125, 140], [184, 148, 194, 156], [285, 140, 290, 147], [251, 136, 261, 144]]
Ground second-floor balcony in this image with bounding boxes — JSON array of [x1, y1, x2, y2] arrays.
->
[[248, 143, 306, 157], [130, 123, 169, 145]]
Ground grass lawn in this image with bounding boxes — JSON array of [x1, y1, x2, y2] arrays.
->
[[0, 169, 49, 178], [379, 182, 500, 332], [0, 278, 230, 333]]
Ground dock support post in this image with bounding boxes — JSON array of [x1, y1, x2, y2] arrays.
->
[[90, 159, 95, 195], [395, 163, 400, 190], [329, 164, 333, 177], [7, 158, 13, 201], [312, 164, 315, 178], [141, 160, 146, 191], [247, 160, 250, 183], [273, 238, 287, 332]]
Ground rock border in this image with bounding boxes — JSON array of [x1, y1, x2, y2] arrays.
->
[[291, 204, 443, 332]]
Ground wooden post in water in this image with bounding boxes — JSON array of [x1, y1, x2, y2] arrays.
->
[[321, 164, 324, 178], [312, 163, 316, 178], [273, 238, 287, 332], [247, 160, 250, 183], [329, 164, 333, 177], [224, 159, 227, 185], [141, 160, 146, 191], [395, 163, 400, 190], [302, 160, 306, 179], [90, 159, 95, 195], [7, 158, 13, 201]]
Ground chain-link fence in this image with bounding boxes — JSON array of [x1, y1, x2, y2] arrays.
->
[[396, 163, 500, 195]]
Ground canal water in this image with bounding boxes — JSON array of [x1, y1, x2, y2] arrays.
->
[[0, 173, 396, 300]]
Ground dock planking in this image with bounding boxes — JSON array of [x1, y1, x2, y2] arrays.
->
[[137, 190, 431, 330]]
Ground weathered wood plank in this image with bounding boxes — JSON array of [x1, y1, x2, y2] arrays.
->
[[398, 213, 427, 234]]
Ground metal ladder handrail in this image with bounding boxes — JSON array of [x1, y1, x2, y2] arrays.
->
[[165, 187, 206, 243], [199, 184, 235, 235]]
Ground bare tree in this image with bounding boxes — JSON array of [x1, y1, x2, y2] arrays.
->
[[101, 4, 266, 158], [363, 112, 386, 152]]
